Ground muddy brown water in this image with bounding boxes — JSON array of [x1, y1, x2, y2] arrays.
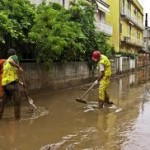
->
[[0, 69, 150, 150]]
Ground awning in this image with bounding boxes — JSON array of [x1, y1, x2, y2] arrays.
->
[[96, 1, 110, 13]]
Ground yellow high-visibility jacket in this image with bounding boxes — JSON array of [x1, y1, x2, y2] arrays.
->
[[2, 56, 19, 86], [97, 54, 111, 77]]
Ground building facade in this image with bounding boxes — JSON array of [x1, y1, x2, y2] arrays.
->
[[94, 0, 113, 36], [144, 13, 150, 52], [144, 27, 150, 52], [107, 0, 144, 54]]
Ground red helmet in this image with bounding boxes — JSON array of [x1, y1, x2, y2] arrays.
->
[[92, 51, 101, 61]]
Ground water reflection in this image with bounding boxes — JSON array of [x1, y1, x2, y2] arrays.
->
[[0, 119, 17, 150]]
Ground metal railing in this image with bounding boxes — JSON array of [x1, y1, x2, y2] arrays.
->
[[121, 8, 144, 30], [121, 34, 144, 47], [95, 22, 113, 36]]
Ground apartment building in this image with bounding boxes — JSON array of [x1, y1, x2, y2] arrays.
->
[[94, 0, 113, 36], [106, 0, 144, 54]]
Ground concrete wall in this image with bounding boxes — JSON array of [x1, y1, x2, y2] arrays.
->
[[21, 62, 92, 91], [21, 57, 149, 92]]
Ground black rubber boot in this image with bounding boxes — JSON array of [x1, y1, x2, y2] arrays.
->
[[105, 94, 113, 105], [0, 100, 5, 119], [98, 101, 104, 108], [106, 101, 113, 104], [14, 102, 21, 120]]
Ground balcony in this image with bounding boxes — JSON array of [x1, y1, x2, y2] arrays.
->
[[95, 22, 113, 36], [96, 0, 110, 13], [121, 8, 144, 30], [121, 34, 144, 47]]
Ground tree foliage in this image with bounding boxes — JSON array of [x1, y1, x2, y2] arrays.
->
[[0, 12, 14, 43], [0, 0, 35, 48], [0, 0, 114, 65], [69, 1, 96, 61], [69, 0, 114, 63], [29, 2, 85, 66]]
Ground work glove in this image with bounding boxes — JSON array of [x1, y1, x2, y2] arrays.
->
[[18, 81, 26, 87], [19, 67, 24, 72], [93, 80, 98, 85]]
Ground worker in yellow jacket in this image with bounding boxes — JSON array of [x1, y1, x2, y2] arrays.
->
[[0, 49, 23, 120], [92, 50, 113, 108]]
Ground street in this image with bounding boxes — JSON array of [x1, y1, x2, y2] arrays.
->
[[0, 69, 150, 150]]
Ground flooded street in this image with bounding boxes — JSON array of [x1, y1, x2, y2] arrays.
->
[[1, 68, 150, 150]]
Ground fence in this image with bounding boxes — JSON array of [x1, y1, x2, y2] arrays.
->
[[19, 55, 150, 92]]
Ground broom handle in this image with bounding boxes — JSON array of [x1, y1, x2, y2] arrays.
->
[[21, 74, 37, 110], [80, 83, 95, 99], [21, 74, 28, 97]]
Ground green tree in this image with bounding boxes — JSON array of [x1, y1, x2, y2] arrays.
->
[[96, 32, 115, 58], [0, 0, 35, 50], [69, 1, 96, 61], [69, 0, 114, 61], [0, 12, 14, 43], [29, 2, 85, 66]]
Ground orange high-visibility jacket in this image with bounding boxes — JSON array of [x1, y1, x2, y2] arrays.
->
[[0, 59, 6, 97]]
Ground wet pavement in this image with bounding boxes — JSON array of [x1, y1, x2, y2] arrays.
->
[[0, 68, 150, 150]]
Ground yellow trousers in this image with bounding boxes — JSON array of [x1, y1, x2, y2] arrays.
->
[[99, 76, 111, 101]]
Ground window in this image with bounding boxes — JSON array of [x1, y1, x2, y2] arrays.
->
[[98, 10, 102, 20], [134, 9, 137, 15], [120, 22, 122, 33], [62, 0, 65, 6]]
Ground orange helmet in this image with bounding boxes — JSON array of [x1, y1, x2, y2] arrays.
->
[[92, 51, 101, 62]]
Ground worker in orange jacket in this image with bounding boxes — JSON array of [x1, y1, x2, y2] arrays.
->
[[0, 59, 5, 98]]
